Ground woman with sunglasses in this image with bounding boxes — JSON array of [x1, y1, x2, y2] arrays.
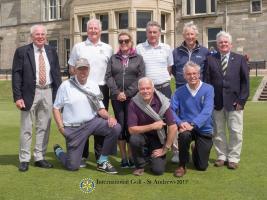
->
[[105, 32, 145, 168]]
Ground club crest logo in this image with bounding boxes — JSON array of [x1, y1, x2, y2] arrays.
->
[[79, 178, 96, 193]]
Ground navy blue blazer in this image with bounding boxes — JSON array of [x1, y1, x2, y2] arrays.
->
[[204, 52, 249, 111], [12, 43, 62, 111]]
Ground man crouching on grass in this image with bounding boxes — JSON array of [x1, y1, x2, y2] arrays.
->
[[128, 77, 177, 176], [53, 58, 121, 174], [171, 61, 214, 177]]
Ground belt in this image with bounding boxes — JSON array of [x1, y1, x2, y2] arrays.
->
[[155, 82, 170, 90], [64, 121, 88, 128], [36, 84, 52, 89]]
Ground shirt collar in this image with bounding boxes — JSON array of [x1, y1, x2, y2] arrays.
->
[[33, 43, 44, 53], [221, 52, 230, 60], [143, 40, 163, 48], [186, 81, 203, 95], [85, 38, 103, 46]]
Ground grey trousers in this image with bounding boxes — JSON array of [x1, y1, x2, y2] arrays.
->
[[58, 116, 121, 171], [19, 88, 52, 162]]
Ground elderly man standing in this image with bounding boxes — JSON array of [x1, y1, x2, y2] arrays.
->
[[204, 31, 249, 169], [12, 24, 62, 172], [171, 61, 214, 177], [136, 21, 173, 99], [68, 18, 112, 163], [128, 77, 177, 176], [53, 58, 120, 173], [172, 21, 209, 88]]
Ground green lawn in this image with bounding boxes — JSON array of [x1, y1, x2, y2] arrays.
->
[[0, 78, 266, 200]]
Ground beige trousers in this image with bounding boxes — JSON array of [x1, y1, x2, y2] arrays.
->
[[19, 88, 52, 162], [213, 108, 243, 163]]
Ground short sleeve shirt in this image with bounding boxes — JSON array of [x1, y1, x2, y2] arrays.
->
[[68, 39, 113, 85]]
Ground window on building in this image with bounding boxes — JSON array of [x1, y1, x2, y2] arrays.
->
[[207, 27, 222, 50], [136, 11, 152, 44], [48, 39, 58, 52], [251, 0, 262, 13], [96, 13, 109, 44], [64, 38, 70, 67], [161, 13, 167, 43], [44, 0, 61, 20], [118, 12, 128, 29], [80, 16, 89, 40], [183, 0, 216, 16], [81, 16, 89, 32]]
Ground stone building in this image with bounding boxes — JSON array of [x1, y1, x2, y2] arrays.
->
[[0, 0, 266, 71], [175, 0, 266, 63]]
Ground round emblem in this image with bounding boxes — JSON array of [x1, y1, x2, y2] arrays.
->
[[79, 178, 96, 193]]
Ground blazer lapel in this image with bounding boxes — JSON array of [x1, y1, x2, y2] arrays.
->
[[45, 45, 53, 69], [27, 43, 36, 75], [214, 53, 223, 75], [225, 52, 235, 75]]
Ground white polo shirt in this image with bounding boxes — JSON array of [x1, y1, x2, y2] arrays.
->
[[53, 78, 105, 125], [136, 40, 173, 85], [68, 39, 113, 85]]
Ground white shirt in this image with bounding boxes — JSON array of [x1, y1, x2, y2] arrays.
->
[[33, 44, 52, 85], [136, 40, 173, 85], [53, 78, 105, 125], [186, 81, 203, 97], [68, 39, 113, 85]]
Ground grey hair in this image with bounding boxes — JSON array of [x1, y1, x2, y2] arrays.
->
[[183, 61, 201, 74], [182, 21, 199, 35], [87, 18, 102, 31], [30, 24, 47, 35], [146, 21, 161, 32], [138, 77, 154, 89], [216, 31, 232, 43]]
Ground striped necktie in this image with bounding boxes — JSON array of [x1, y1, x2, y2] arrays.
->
[[39, 49, 46, 86], [221, 55, 228, 75]]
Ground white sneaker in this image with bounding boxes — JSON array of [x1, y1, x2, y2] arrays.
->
[[171, 151, 179, 163]]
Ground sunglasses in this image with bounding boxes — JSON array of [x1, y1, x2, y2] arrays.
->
[[118, 39, 130, 44]]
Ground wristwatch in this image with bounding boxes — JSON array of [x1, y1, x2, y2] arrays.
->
[[164, 144, 171, 151]]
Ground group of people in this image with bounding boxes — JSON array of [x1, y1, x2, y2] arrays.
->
[[12, 18, 249, 178]]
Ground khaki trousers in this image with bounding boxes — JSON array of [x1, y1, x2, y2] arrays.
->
[[213, 108, 243, 163], [19, 88, 52, 162]]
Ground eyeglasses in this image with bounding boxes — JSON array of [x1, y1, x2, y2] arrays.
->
[[118, 39, 130, 44]]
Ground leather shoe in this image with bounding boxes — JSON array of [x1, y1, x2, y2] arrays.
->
[[227, 162, 238, 170], [133, 168, 144, 176], [34, 160, 53, 168], [214, 159, 226, 167], [18, 162, 29, 172], [174, 166, 186, 177]]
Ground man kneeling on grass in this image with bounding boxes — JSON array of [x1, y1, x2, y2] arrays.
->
[[171, 61, 214, 177], [128, 77, 177, 176], [53, 58, 121, 174]]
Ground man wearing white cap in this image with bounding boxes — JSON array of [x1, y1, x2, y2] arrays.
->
[[53, 58, 120, 174]]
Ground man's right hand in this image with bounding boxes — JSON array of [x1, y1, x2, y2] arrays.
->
[[152, 120, 166, 130], [15, 99, 25, 110]]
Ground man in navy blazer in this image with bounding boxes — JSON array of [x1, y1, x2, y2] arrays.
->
[[12, 24, 61, 172], [204, 31, 249, 170]]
